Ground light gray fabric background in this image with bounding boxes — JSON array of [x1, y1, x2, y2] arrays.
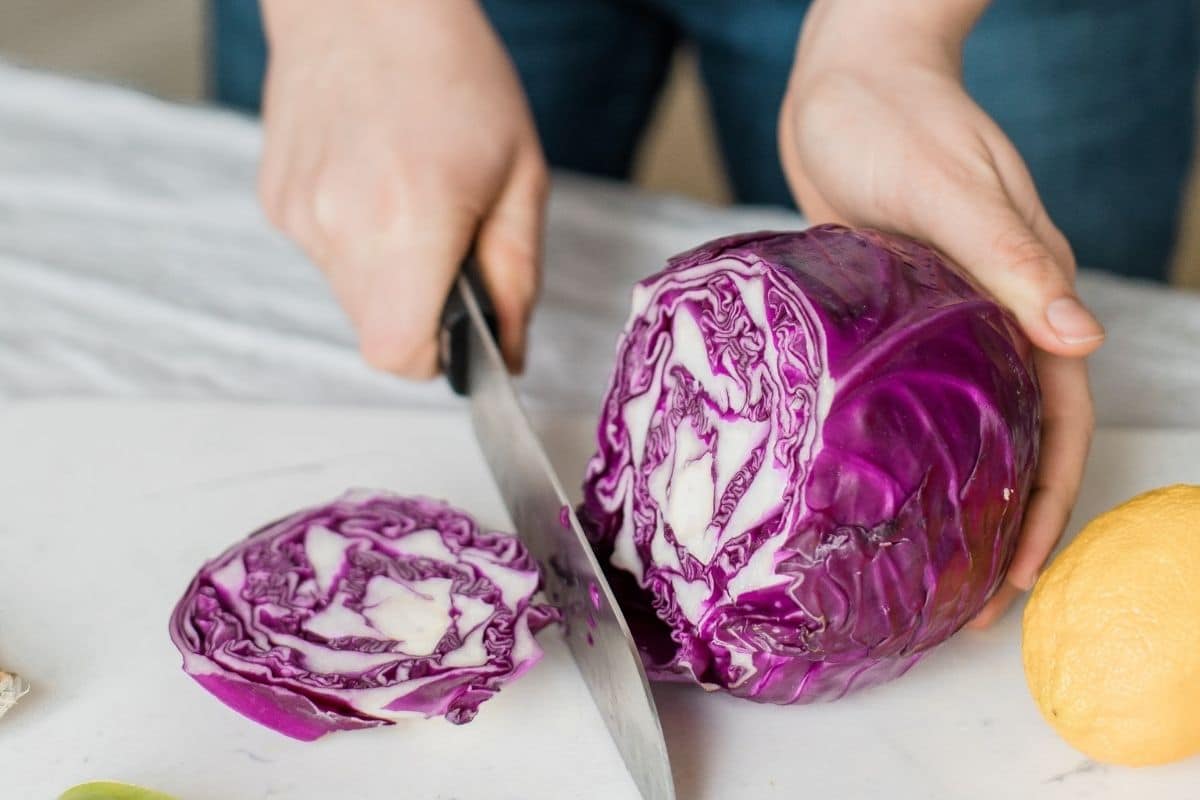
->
[[1, 64, 1197, 426]]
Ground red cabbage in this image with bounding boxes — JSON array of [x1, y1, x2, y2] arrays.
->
[[581, 226, 1040, 703], [170, 491, 557, 740]]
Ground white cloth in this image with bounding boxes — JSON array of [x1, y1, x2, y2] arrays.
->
[[1, 64, 1197, 426]]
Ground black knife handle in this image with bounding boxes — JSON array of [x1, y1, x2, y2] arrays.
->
[[439, 254, 499, 396]]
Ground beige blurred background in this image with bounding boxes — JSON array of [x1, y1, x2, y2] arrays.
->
[[1, 0, 1195, 287]]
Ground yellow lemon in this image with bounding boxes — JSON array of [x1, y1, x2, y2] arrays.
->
[[1022, 484, 1200, 767]]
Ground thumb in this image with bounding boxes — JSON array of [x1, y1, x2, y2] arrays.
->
[[916, 188, 1105, 356], [474, 151, 547, 373]]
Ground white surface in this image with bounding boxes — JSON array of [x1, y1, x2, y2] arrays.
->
[[0, 63, 1199, 425], [0, 402, 638, 800], [1, 55, 1200, 800], [2, 401, 1200, 799]]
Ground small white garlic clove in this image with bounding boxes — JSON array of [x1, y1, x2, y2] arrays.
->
[[0, 671, 30, 719]]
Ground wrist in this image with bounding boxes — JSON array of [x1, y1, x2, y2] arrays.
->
[[260, 0, 328, 40], [261, 0, 478, 46], [824, 0, 988, 44], [796, 0, 989, 80]]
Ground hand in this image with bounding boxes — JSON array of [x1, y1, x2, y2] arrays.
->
[[258, 0, 547, 376], [778, 0, 1105, 626]]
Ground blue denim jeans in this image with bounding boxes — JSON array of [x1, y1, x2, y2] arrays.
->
[[211, 0, 1198, 280]]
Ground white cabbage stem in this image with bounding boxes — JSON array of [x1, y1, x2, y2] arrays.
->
[[0, 671, 29, 719]]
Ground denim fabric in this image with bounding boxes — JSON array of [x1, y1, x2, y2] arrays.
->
[[209, 0, 268, 113], [209, 0, 1197, 280]]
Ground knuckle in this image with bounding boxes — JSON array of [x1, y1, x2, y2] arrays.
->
[[480, 213, 540, 275], [526, 159, 551, 201], [357, 331, 400, 373], [310, 179, 344, 237], [310, 167, 407, 242], [311, 170, 369, 237], [257, 174, 285, 230], [492, 259, 540, 313], [1080, 405, 1097, 438], [491, 231, 539, 278], [993, 230, 1061, 291], [1031, 208, 1079, 279], [259, 179, 316, 243], [281, 197, 313, 241], [364, 180, 406, 232]]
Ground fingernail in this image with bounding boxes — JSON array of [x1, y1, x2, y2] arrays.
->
[[508, 347, 526, 376], [1046, 297, 1105, 345]]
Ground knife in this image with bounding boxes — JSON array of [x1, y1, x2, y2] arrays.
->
[[440, 258, 675, 800]]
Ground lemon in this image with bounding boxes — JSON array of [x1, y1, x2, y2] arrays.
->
[[1022, 484, 1200, 767]]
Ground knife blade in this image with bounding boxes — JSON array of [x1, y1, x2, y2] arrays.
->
[[440, 261, 675, 800]]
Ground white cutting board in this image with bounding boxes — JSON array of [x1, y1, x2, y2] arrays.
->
[[1, 401, 1198, 800]]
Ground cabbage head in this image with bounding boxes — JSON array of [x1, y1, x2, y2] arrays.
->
[[581, 226, 1040, 703]]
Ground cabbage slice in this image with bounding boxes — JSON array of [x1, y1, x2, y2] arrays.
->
[[170, 491, 557, 740]]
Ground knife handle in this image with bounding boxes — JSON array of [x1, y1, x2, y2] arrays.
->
[[439, 254, 499, 396]]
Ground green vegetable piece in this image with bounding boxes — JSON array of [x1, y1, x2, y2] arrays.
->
[[58, 781, 177, 800]]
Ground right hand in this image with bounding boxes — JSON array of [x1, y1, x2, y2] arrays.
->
[[258, 0, 547, 377], [778, 0, 1106, 626]]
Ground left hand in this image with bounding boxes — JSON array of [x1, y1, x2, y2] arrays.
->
[[777, 0, 1104, 627]]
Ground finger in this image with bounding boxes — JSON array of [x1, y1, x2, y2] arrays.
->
[[353, 215, 476, 378], [256, 63, 286, 227], [1025, 204, 1076, 281], [257, 142, 286, 231], [258, 67, 321, 238], [475, 150, 547, 373], [966, 582, 1023, 630], [981, 130, 1078, 280], [1006, 353, 1094, 590], [913, 182, 1104, 356]]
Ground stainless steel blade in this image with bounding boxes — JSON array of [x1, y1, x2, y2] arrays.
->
[[455, 276, 675, 800]]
